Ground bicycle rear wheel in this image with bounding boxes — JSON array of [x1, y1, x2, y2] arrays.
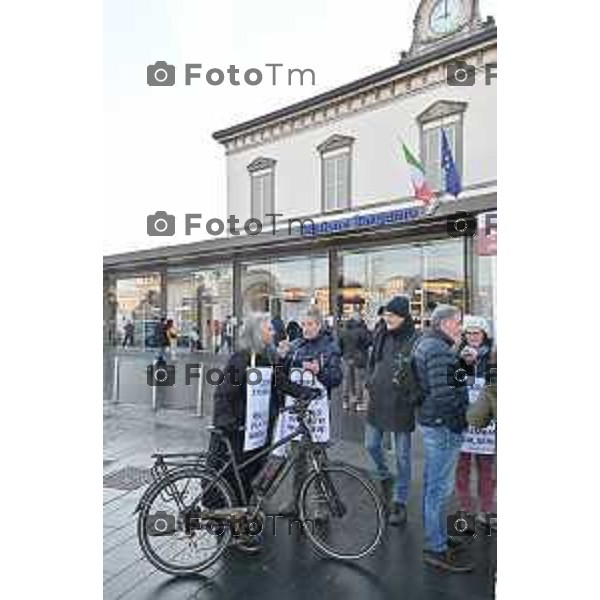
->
[[137, 467, 234, 576], [299, 464, 384, 560]]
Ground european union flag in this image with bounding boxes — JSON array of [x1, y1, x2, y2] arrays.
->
[[441, 128, 462, 197]]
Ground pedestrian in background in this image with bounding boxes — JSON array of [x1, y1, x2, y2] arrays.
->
[[373, 305, 386, 337], [165, 319, 178, 358], [189, 327, 200, 352], [222, 315, 234, 353], [271, 314, 286, 346], [155, 317, 168, 359], [339, 310, 371, 411], [412, 304, 472, 573], [122, 320, 134, 348], [364, 296, 421, 526], [455, 316, 496, 528], [286, 319, 302, 342]]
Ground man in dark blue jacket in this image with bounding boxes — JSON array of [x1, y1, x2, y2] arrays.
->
[[277, 307, 342, 517], [412, 304, 473, 573]]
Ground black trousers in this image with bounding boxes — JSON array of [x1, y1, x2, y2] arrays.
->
[[207, 430, 265, 505]]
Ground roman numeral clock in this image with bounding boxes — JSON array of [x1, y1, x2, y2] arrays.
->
[[408, 0, 484, 56]]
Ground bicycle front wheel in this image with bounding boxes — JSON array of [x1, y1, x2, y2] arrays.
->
[[299, 463, 384, 560]]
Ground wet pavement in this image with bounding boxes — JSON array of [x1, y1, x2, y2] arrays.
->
[[104, 399, 496, 599]]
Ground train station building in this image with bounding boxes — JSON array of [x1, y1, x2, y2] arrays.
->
[[103, 0, 497, 352]]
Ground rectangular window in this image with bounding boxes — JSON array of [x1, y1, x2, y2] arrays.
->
[[422, 119, 460, 192], [250, 170, 274, 222], [322, 150, 350, 211]]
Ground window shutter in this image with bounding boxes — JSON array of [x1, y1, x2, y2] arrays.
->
[[337, 154, 349, 208], [251, 177, 260, 220], [263, 172, 273, 216], [251, 171, 275, 221], [324, 157, 337, 210]]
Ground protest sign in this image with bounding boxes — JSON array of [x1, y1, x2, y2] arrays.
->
[[243, 366, 273, 452]]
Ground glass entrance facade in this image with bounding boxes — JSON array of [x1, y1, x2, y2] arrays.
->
[[105, 219, 496, 347], [114, 273, 162, 347], [167, 266, 233, 351], [339, 239, 465, 328], [241, 254, 329, 321]]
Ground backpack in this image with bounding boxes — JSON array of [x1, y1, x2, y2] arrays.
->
[[393, 332, 423, 407]]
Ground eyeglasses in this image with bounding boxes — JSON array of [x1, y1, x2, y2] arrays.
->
[[466, 330, 483, 335]]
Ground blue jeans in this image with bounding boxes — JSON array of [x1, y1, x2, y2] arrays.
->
[[421, 425, 464, 553], [364, 423, 412, 504]]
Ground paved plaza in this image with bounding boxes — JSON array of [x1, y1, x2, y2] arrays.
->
[[104, 388, 496, 600]]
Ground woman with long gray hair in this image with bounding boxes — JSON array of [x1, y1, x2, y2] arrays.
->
[[208, 312, 319, 553]]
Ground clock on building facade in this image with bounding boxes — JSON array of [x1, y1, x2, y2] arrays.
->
[[409, 0, 484, 56]]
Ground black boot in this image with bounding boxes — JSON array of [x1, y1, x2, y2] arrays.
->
[[379, 477, 394, 511], [388, 502, 407, 526]]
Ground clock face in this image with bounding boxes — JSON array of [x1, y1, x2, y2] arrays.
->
[[429, 0, 463, 35]]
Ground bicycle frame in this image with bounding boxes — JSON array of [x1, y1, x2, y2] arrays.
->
[[184, 412, 320, 512]]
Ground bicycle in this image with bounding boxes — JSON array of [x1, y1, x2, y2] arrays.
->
[[135, 396, 385, 576]]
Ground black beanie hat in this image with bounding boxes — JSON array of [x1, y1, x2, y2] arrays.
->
[[385, 295, 411, 318]]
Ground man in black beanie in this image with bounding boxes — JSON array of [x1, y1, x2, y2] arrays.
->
[[365, 295, 421, 526]]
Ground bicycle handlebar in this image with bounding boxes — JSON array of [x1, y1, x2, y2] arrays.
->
[[282, 392, 328, 415]]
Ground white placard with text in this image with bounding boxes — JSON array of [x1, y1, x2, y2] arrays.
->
[[462, 378, 496, 455], [243, 367, 273, 452]]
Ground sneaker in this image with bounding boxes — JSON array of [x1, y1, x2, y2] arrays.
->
[[447, 536, 470, 549], [388, 502, 407, 526], [230, 534, 263, 556], [423, 549, 474, 573]]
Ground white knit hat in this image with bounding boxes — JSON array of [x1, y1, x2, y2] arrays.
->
[[462, 315, 490, 337]]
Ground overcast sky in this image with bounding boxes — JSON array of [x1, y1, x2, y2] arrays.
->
[[103, 0, 497, 255]]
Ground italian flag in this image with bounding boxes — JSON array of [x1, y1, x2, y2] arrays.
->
[[402, 143, 433, 204]]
